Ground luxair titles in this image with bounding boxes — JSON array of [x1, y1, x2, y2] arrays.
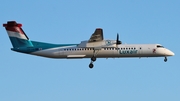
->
[[119, 49, 138, 54]]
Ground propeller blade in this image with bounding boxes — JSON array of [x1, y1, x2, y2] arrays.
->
[[117, 33, 119, 42], [116, 33, 122, 45]]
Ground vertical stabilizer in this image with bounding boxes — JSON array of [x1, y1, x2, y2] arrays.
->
[[3, 21, 33, 48]]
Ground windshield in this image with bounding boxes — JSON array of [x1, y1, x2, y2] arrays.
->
[[157, 45, 164, 48]]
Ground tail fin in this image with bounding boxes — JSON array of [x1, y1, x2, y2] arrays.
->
[[3, 21, 33, 48]]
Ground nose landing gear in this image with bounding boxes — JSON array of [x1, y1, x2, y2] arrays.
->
[[164, 57, 167, 62]]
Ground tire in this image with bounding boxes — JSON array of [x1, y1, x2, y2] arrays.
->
[[89, 63, 94, 68], [91, 57, 96, 61]]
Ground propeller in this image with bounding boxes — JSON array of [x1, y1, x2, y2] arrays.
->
[[116, 33, 122, 45]]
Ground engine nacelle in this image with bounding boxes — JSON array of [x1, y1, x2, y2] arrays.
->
[[77, 40, 116, 47]]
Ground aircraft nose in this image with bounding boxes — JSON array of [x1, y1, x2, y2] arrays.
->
[[166, 49, 175, 56]]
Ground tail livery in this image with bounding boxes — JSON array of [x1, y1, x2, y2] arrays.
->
[[3, 21, 33, 48]]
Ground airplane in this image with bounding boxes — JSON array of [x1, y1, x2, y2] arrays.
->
[[3, 21, 174, 68]]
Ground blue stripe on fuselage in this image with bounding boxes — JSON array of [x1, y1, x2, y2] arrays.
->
[[11, 40, 78, 53]]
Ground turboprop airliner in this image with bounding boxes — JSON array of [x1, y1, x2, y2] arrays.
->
[[3, 21, 174, 68]]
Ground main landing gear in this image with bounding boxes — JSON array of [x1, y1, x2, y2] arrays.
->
[[89, 56, 96, 68], [164, 57, 167, 62], [89, 49, 99, 69]]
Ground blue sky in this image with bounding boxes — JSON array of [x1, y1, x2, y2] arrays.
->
[[0, 0, 180, 101]]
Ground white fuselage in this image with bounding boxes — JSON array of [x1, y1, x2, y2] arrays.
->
[[31, 44, 174, 59], [3, 21, 174, 68]]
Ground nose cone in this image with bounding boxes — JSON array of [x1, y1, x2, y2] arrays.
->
[[166, 49, 175, 56]]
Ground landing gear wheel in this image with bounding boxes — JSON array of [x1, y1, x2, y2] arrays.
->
[[89, 63, 94, 68], [91, 57, 96, 61], [164, 57, 167, 62]]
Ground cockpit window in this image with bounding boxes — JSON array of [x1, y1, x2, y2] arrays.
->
[[157, 45, 164, 48]]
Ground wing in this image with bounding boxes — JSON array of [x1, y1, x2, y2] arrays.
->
[[88, 28, 104, 42]]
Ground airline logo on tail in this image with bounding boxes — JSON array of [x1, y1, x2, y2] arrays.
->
[[3, 21, 33, 48]]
